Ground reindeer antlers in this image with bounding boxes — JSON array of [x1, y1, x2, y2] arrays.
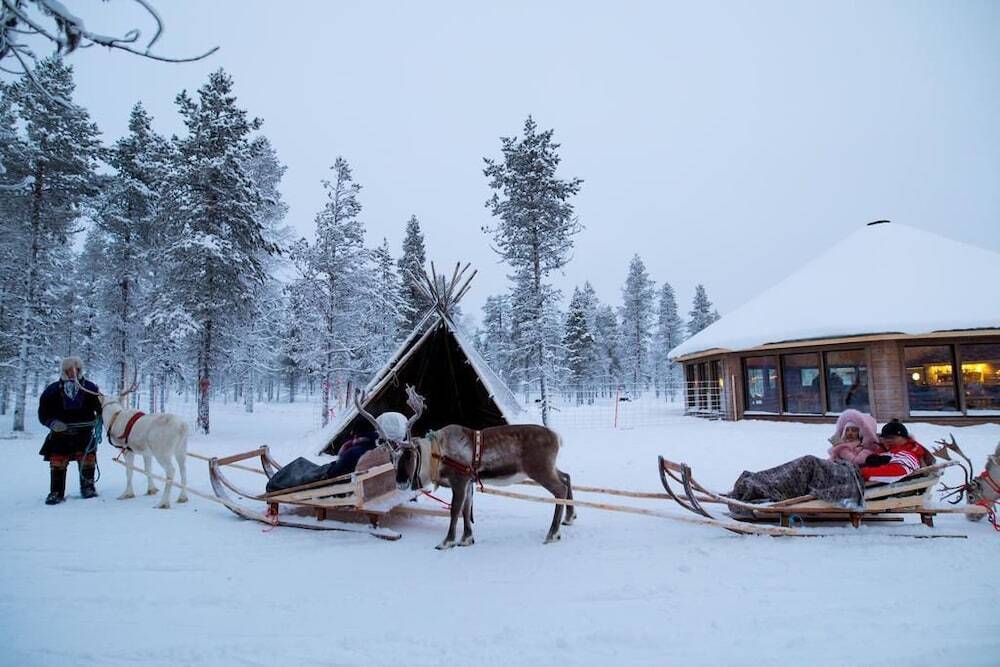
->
[[120, 365, 139, 398], [934, 434, 975, 504], [353, 389, 392, 443], [404, 385, 426, 441], [352, 385, 427, 445]]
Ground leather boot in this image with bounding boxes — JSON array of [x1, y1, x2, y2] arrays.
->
[[80, 464, 98, 499], [45, 467, 67, 505]]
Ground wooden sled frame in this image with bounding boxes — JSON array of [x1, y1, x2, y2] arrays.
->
[[207, 446, 448, 540], [658, 456, 986, 528]]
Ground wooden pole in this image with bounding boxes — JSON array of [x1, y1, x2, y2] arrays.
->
[[478, 485, 800, 536]]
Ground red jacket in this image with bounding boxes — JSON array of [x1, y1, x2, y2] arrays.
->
[[861, 438, 931, 482]]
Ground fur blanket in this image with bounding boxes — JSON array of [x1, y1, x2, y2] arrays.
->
[[730, 455, 865, 508]]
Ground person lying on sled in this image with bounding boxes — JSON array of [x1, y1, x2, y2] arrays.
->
[[264, 412, 403, 493], [859, 419, 934, 483], [827, 408, 881, 465]]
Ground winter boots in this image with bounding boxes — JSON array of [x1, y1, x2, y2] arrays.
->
[[45, 467, 67, 505], [80, 464, 98, 499]]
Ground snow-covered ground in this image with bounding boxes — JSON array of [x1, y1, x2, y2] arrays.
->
[[2, 403, 998, 666]]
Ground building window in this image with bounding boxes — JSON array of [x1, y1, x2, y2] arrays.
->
[[905, 345, 959, 412], [959, 343, 1000, 413], [685, 365, 696, 409], [824, 349, 869, 413], [744, 356, 779, 413], [708, 360, 722, 413], [781, 353, 822, 414]]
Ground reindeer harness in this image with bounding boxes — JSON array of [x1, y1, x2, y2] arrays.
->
[[428, 429, 485, 489], [106, 407, 145, 451]]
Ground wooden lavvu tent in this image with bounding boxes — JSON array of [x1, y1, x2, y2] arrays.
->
[[317, 263, 527, 455]]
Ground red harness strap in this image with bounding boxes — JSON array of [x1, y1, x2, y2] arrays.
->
[[111, 411, 145, 451], [121, 412, 145, 445]]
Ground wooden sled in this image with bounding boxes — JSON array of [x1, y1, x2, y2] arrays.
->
[[658, 456, 987, 528], [207, 446, 448, 540]]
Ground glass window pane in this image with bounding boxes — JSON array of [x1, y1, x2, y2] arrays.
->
[[781, 353, 822, 414], [685, 365, 695, 408], [709, 360, 722, 412], [905, 345, 958, 412], [701, 363, 711, 409], [824, 349, 869, 413], [744, 356, 779, 413], [960, 343, 1000, 413]]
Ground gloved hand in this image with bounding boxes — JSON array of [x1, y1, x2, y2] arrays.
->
[[49, 420, 68, 433]]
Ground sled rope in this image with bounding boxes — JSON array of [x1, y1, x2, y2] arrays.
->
[[421, 489, 451, 509]]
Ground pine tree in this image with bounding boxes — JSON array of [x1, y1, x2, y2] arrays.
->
[[688, 284, 720, 337], [8, 58, 100, 431], [619, 254, 655, 393], [477, 294, 514, 387], [288, 156, 369, 426], [150, 69, 276, 433], [95, 101, 169, 392], [563, 286, 600, 404], [230, 136, 290, 413], [653, 282, 685, 400], [0, 82, 32, 412], [360, 238, 407, 371], [483, 116, 583, 424], [397, 214, 428, 331], [593, 304, 623, 393]]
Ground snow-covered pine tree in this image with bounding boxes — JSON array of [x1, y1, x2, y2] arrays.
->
[[360, 238, 407, 372], [563, 286, 600, 404], [229, 136, 290, 413], [592, 303, 623, 395], [150, 69, 276, 434], [67, 226, 106, 371], [8, 58, 100, 431], [483, 116, 583, 425], [397, 214, 428, 332], [288, 157, 369, 426], [0, 82, 32, 412], [688, 284, 720, 337], [477, 294, 514, 387], [653, 281, 685, 401], [95, 102, 169, 393], [619, 254, 655, 394]]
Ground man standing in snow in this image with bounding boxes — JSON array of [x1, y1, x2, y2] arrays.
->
[[38, 357, 102, 505]]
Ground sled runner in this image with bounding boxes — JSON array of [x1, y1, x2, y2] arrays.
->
[[658, 456, 987, 528], [205, 447, 447, 540]]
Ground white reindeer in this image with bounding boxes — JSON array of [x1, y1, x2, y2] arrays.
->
[[79, 379, 189, 508]]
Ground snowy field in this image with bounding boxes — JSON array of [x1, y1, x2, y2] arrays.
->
[[2, 403, 998, 666]]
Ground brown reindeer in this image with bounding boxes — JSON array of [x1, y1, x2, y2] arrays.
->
[[388, 388, 575, 549]]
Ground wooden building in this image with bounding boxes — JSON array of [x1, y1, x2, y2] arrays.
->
[[669, 222, 1000, 424]]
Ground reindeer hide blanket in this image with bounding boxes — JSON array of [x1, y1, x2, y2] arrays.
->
[[265, 438, 378, 493], [729, 455, 865, 508]]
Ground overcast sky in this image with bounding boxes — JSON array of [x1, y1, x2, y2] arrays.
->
[[21, 1, 1000, 320]]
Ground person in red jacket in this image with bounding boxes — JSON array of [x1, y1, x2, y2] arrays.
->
[[860, 420, 935, 483]]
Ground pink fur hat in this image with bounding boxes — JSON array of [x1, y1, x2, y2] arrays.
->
[[830, 409, 879, 450]]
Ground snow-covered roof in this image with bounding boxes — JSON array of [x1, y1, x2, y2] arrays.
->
[[670, 222, 1000, 360]]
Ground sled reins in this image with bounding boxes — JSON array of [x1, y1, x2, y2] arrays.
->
[[63, 418, 102, 484]]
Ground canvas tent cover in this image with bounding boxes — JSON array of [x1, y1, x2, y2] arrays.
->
[[669, 222, 1000, 360], [312, 312, 527, 456]]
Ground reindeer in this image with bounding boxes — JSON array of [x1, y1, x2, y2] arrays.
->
[[368, 387, 576, 549], [76, 374, 189, 509], [934, 436, 1000, 522]]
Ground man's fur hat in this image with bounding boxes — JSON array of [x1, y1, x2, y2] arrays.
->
[[59, 356, 84, 380]]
